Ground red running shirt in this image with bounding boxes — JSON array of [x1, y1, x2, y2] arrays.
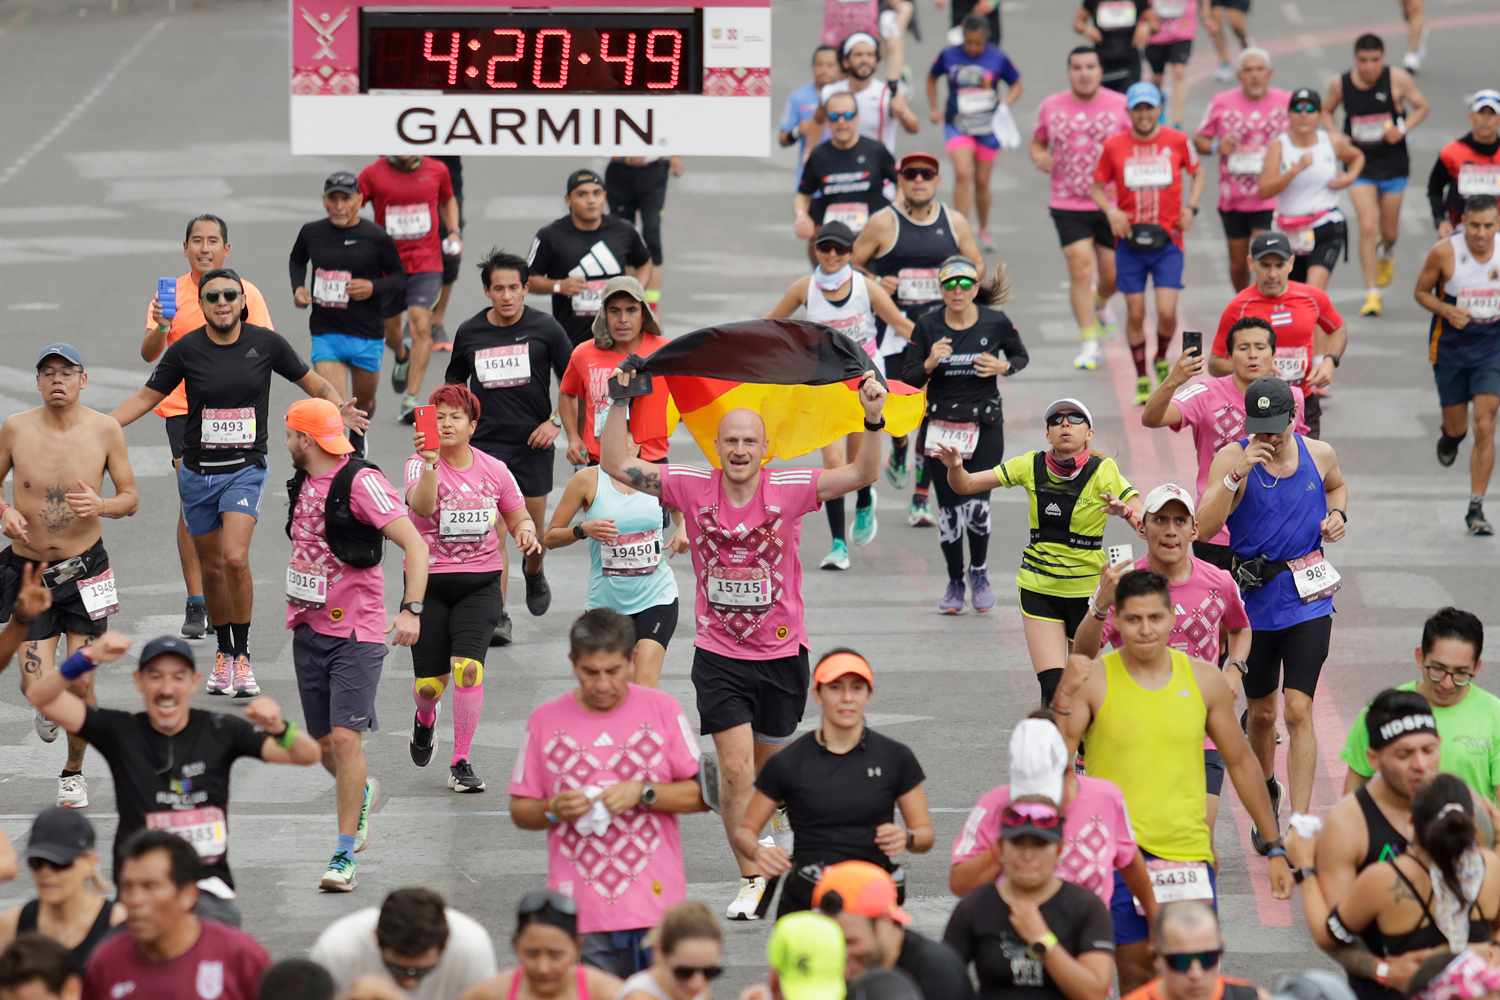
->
[[1092, 127, 1199, 245], [1212, 280, 1344, 386], [357, 157, 453, 275]]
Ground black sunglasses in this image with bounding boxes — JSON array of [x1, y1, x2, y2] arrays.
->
[[827, 109, 858, 122], [202, 289, 241, 304], [1162, 949, 1223, 973], [1047, 412, 1089, 427], [383, 960, 437, 982], [27, 857, 76, 872], [815, 242, 851, 254], [672, 965, 725, 982], [900, 168, 938, 181]]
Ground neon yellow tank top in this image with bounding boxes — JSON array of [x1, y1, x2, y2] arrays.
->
[[1085, 648, 1213, 863]]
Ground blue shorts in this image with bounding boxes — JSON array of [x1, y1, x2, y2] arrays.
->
[[177, 463, 266, 537], [1110, 848, 1218, 945], [1353, 175, 1408, 195], [311, 332, 384, 374], [1434, 360, 1500, 408], [1115, 240, 1186, 294]]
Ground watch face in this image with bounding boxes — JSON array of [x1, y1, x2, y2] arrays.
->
[[405, 602, 423, 615]]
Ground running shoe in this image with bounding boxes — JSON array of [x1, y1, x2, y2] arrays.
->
[[939, 579, 966, 615], [1249, 778, 1285, 856], [390, 345, 411, 394], [907, 495, 935, 527], [410, 708, 438, 767], [181, 601, 207, 639], [885, 453, 909, 489], [968, 567, 995, 613], [354, 777, 379, 853], [1402, 50, 1421, 74], [1096, 299, 1118, 332], [1134, 376, 1152, 406], [490, 610, 513, 647], [1375, 256, 1395, 288], [852, 494, 878, 546], [56, 774, 87, 809], [319, 850, 357, 892], [1468, 501, 1495, 537], [398, 395, 418, 425], [34, 710, 58, 744], [231, 655, 260, 698], [1073, 339, 1101, 371], [431, 322, 453, 352], [980, 228, 996, 253], [448, 759, 485, 793], [1154, 358, 1171, 385], [206, 651, 231, 696], [1437, 434, 1461, 467], [1360, 290, 1383, 317], [725, 875, 772, 921], [524, 568, 552, 616], [820, 540, 851, 571], [1214, 62, 1233, 82]]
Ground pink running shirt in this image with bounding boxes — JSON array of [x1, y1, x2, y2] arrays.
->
[[403, 448, 525, 574], [1033, 88, 1130, 212], [1195, 87, 1291, 213], [1101, 555, 1250, 665], [660, 465, 822, 660], [821, 0, 878, 45], [1148, 0, 1196, 44], [509, 684, 701, 934]]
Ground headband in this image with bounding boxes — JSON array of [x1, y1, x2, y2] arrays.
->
[[842, 32, 878, 56], [1370, 712, 1438, 749]]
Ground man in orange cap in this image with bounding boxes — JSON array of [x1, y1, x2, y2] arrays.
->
[[814, 860, 974, 999], [283, 397, 430, 894]]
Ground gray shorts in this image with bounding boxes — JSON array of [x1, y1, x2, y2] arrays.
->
[[404, 271, 443, 312], [292, 623, 385, 738]]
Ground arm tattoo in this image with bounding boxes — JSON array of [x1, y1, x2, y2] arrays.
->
[[1389, 868, 1417, 907], [623, 466, 662, 496]]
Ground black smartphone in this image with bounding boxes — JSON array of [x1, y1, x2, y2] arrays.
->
[[606, 371, 654, 400], [1182, 330, 1202, 358]]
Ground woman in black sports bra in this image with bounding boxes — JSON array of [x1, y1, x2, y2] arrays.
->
[[0, 808, 123, 972]]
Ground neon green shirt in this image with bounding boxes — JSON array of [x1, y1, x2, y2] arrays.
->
[[1342, 680, 1500, 800]]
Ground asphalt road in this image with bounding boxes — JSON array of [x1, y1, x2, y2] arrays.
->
[[2, 0, 1500, 993]]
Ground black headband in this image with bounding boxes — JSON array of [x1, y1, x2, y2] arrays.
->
[[1370, 712, 1438, 749]]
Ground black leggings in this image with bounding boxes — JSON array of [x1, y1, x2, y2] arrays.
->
[[826, 487, 874, 542], [605, 159, 670, 265], [921, 420, 1005, 581]]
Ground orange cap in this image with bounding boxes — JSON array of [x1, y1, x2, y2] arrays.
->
[[812, 652, 873, 689], [812, 861, 910, 926], [286, 398, 353, 455]]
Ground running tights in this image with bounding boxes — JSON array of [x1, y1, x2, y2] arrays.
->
[[937, 495, 991, 581]]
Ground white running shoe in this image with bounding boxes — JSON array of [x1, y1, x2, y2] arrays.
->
[[1402, 50, 1421, 73], [1213, 63, 1233, 82], [57, 774, 87, 809], [1073, 339, 1101, 371], [34, 710, 59, 744], [725, 875, 770, 921]]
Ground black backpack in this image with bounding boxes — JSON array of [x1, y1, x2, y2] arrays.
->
[[285, 458, 385, 569]]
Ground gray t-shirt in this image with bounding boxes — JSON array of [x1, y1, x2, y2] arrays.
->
[[310, 906, 497, 1000]]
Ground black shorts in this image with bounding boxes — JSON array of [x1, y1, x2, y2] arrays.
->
[[1101, 57, 1142, 94], [1205, 748, 1226, 796], [164, 415, 188, 462], [1302, 392, 1323, 440], [1219, 209, 1274, 241], [0, 539, 111, 641], [1210, 0, 1249, 10], [1145, 40, 1192, 74], [1192, 540, 1234, 572], [1018, 588, 1091, 641], [691, 646, 810, 742], [380, 282, 406, 320], [1243, 614, 1333, 700], [918, 419, 1004, 507], [629, 600, 679, 649], [1290, 220, 1346, 283], [473, 438, 554, 498], [1050, 209, 1114, 249], [412, 571, 503, 678]]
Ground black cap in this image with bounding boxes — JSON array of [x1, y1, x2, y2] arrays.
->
[[323, 171, 359, 195], [26, 806, 96, 865], [566, 169, 604, 195], [35, 342, 84, 370], [849, 969, 924, 1000], [1244, 376, 1296, 434], [1289, 87, 1322, 111], [138, 635, 197, 673], [1250, 231, 1295, 261], [814, 221, 856, 248], [199, 267, 243, 289]]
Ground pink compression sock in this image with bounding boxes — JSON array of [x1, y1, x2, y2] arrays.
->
[[451, 683, 484, 764]]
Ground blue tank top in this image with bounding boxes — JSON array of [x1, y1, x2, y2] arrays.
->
[[1225, 434, 1334, 630], [586, 472, 679, 615]]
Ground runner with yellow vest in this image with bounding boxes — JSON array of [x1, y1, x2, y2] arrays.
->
[[1051, 568, 1292, 994]]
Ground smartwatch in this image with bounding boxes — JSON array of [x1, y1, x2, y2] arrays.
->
[[1293, 867, 1316, 884], [1028, 932, 1059, 961], [399, 601, 424, 615], [573, 524, 587, 541], [640, 783, 658, 808]]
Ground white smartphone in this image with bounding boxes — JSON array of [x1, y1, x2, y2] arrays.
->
[[1107, 544, 1134, 567]]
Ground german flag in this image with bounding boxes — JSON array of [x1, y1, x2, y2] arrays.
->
[[624, 319, 926, 466]]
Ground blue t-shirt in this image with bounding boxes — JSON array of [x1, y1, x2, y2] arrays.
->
[[780, 81, 823, 187], [929, 44, 1020, 131]]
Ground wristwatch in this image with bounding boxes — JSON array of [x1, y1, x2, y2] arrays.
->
[[573, 524, 587, 541], [1329, 508, 1348, 524], [1029, 932, 1059, 961], [399, 601, 424, 615], [1293, 866, 1316, 884], [550, 413, 564, 428], [1225, 659, 1249, 677], [640, 783, 658, 808]]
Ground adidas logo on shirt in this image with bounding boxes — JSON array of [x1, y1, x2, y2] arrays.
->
[[246, 347, 259, 358], [1045, 502, 1063, 516], [570, 241, 623, 280]]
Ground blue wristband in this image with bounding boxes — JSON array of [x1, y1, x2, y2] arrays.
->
[[58, 649, 97, 681]]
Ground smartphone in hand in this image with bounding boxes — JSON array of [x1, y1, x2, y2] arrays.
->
[[1182, 330, 1202, 358], [157, 277, 177, 321], [414, 405, 439, 451]]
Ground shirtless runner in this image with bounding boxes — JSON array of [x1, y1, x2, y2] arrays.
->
[[0, 343, 138, 809]]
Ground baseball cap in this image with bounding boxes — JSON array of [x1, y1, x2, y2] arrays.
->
[[1044, 398, 1094, 426], [896, 152, 940, 174], [1472, 90, 1500, 114], [938, 255, 980, 283], [138, 635, 197, 673], [590, 274, 662, 348], [1125, 81, 1163, 109], [1250, 231, 1295, 260], [1009, 718, 1068, 805], [1143, 482, 1197, 517], [1000, 799, 1064, 843], [1243, 376, 1296, 434], [849, 970, 923, 1000], [768, 911, 847, 1000], [815, 221, 857, 249], [813, 651, 874, 689], [1289, 87, 1322, 111], [323, 171, 359, 195], [35, 342, 84, 370], [814, 861, 911, 925], [286, 398, 355, 455], [566, 168, 604, 195], [26, 806, 96, 866]]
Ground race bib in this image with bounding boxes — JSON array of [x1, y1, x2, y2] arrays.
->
[[1457, 288, 1500, 321], [474, 344, 532, 388], [312, 268, 350, 308], [147, 807, 228, 862], [1124, 157, 1173, 190], [1289, 550, 1341, 603], [1147, 860, 1214, 904], [201, 407, 255, 449], [1349, 113, 1390, 145], [1153, 0, 1185, 16], [1272, 347, 1308, 382], [1227, 149, 1266, 175], [924, 419, 980, 459], [826, 314, 877, 356], [570, 279, 608, 316], [385, 203, 432, 239], [602, 528, 662, 576], [440, 497, 496, 539], [285, 560, 327, 608], [77, 569, 118, 621], [1095, 0, 1137, 29], [1458, 164, 1500, 197], [706, 566, 772, 611], [957, 87, 997, 116], [824, 201, 870, 233], [897, 268, 941, 304]]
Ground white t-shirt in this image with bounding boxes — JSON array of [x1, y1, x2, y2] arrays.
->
[[310, 906, 498, 1000]]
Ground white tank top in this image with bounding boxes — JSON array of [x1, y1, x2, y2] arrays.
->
[[1275, 129, 1340, 218], [1445, 232, 1500, 322], [806, 271, 878, 355]]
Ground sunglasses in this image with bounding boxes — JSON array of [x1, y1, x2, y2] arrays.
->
[[1047, 412, 1089, 427], [671, 965, 725, 982], [941, 276, 976, 290], [27, 857, 76, 872], [518, 889, 577, 917], [383, 960, 437, 982], [202, 289, 241, 304], [900, 168, 938, 181], [1290, 103, 1318, 114], [827, 109, 859, 122], [1163, 950, 1223, 973], [816, 242, 852, 254], [1001, 803, 1062, 830], [1424, 663, 1475, 687]]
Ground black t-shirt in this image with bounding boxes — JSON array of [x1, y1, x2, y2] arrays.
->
[[527, 215, 651, 346], [901, 307, 1029, 414], [798, 137, 897, 229], [444, 306, 572, 448], [1082, 0, 1149, 62], [754, 728, 925, 868], [79, 706, 266, 889], [943, 881, 1114, 1000], [288, 218, 404, 340], [145, 324, 310, 472], [898, 929, 977, 1000]]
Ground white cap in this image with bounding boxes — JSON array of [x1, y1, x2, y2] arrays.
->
[[1009, 718, 1068, 805], [1143, 483, 1197, 517], [1471, 89, 1500, 114], [1043, 398, 1094, 426]]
